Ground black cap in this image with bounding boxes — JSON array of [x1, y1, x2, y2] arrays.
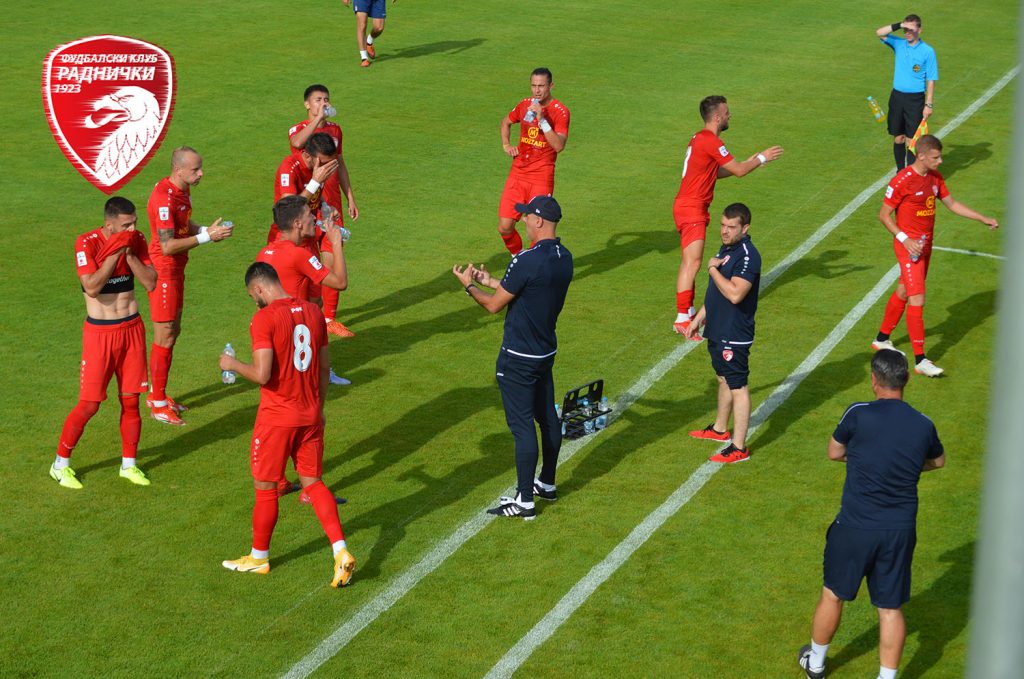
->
[[515, 195, 562, 223]]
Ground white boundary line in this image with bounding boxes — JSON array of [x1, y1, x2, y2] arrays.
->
[[281, 66, 1018, 679], [933, 245, 1005, 261], [484, 266, 901, 679]]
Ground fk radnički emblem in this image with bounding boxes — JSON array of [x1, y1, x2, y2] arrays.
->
[[42, 35, 175, 194]]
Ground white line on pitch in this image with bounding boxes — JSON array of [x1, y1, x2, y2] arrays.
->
[[280, 66, 1018, 679], [483, 265, 900, 679], [933, 245, 1005, 261]]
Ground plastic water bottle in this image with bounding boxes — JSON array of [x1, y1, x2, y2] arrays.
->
[[323, 104, 337, 118], [317, 205, 351, 241], [524, 98, 539, 123], [596, 396, 609, 430], [221, 220, 233, 231], [582, 399, 594, 434], [555, 404, 566, 437], [221, 343, 237, 384], [867, 96, 886, 123], [910, 234, 927, 263]]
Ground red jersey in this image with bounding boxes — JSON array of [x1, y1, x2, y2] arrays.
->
[[256, 239, 328, 301], [288, 119, 344, 213], [508, 97, 570, 179], [267, 153, 328, 244], [673, 129, 735, 223], [884, 167, 950, 238], [250, 297, 328, 427], [147, 177, 192, 276], [75, 228, 151, 294]]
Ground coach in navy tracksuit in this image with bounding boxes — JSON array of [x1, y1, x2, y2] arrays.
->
[[452, 195, 573, 520]]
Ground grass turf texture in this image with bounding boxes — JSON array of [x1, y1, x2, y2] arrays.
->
[[0, 1, 1016, 676]]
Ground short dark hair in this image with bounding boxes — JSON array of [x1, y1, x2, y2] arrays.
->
[[872, 349, 909, 389], [915, 134, 942, 155], [104, 196, 136, 218], [273, 195, 309, 232], [304, 84, 329, 100], [245, 261, 281, 288], [171, 145, 199, 167], [305, 132, 336, 158], [531, 67, 553, 83], [722, 202, 751, 226], [904, 14, 922, 26], [700, 95, 727, 122]]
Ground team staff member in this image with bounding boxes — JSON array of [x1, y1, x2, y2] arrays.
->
[[219, 262, 356, 587], [288, 84, 360, 338], [453, 196, 573, 520], [876, 14, 939, 170], [797, 350, 945, 679], [871, 135, 998, 377], [51, 197, 156, 489], [672, 96, 782, 338], [147, 147, 234, 426], [342, 0, 396, 67], [685, 203, 761, 464], [497, 68, 570, 255]]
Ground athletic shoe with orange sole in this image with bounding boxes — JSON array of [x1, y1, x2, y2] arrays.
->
[[146, 397, 188, 413], [332, 549, 356, 587], [150, 404, 185, 426], [689, 424, 731, 442], [222, 554, 270, 575], [709, 444, 750, 464], [326, 320, 355, 338], [672, 319, 703, 341], [360, 59, 371, 68], [366, 43, 376, 59]]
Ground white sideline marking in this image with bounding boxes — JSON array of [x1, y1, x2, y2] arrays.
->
[[281, 66, 1017, 679], [483, 265, 900, 679], [933, 245, 1005, 261]]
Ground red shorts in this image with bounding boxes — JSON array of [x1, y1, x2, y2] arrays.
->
[[148, 274, 185, 323], [79, 314, 149, 401], [250, 421, 324, 481], [894, 239, 932, 296], [676, 218, 710, 251], [499, 173, 554, 221]]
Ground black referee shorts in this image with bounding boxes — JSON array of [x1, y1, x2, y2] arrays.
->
[[707, 339, 750, 389], [887, 89, 925, 138], [822, 520, 917, 609]]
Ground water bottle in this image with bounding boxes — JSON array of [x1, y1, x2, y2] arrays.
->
[[910, 233, 927, 263], [317, 205, 351, 241], [221, 343, 237, 384], [867, 96, 886, 123], [596, 396, 609, 430], [524, 98, 539, 123], [582, 399, 594, 434], [555, 404, 566, 437], [221, 220, 233, 231], [323, 104, 337, 118]]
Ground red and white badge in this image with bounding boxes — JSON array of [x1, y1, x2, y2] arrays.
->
[[722, 348, 734, 362], [42, 35, 175, 194]]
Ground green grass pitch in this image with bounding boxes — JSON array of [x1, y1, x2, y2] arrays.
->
[[0, 1, 1016, 676]]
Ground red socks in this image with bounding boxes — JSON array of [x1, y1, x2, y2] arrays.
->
[[119, 394, 141, 458], [676, 290, 694, 315], [906, 305, 926, 356], [322, 286, 340, 321], [57, 400, 101, 458], [880, 291, 907, 335], [252, 488, 280, 552], [501, 230, 523, 256], [149, 344, 173, 402], [304, 480, 345, 544]]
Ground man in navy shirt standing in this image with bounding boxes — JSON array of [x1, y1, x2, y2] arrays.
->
[[875, 14, 939, 170], [453, 196, 574, 520], [684, 203, 761, 463], [797, 349, 945, 679]]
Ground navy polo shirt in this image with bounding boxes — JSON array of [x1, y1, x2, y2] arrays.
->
[[499, 238, 573, 359], [833, 399, 944, 530], [881, 35, 939, 93], [703, 235, 761, 344]]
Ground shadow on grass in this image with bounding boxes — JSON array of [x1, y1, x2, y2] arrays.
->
[[826, 541, 974, 678], [374, 38, 486, 62], [937, 142, 992, 180], [926, 289, 996, 363], [762, 249, 873, 300], [571, 230, 678, 282]]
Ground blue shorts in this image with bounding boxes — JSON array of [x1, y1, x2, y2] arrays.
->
[[352, 0, 386, 18], [707, 339, 750, 389], [823, 520, 917, 609]]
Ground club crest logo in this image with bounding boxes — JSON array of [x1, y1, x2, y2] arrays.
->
[[42, 35, 175, 194], [722, 348, 734, 362]]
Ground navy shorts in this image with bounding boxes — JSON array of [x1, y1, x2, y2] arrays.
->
[[707, 339, 750, 389], [822, 520, 917, 609], [352, 0, 387, 18]]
